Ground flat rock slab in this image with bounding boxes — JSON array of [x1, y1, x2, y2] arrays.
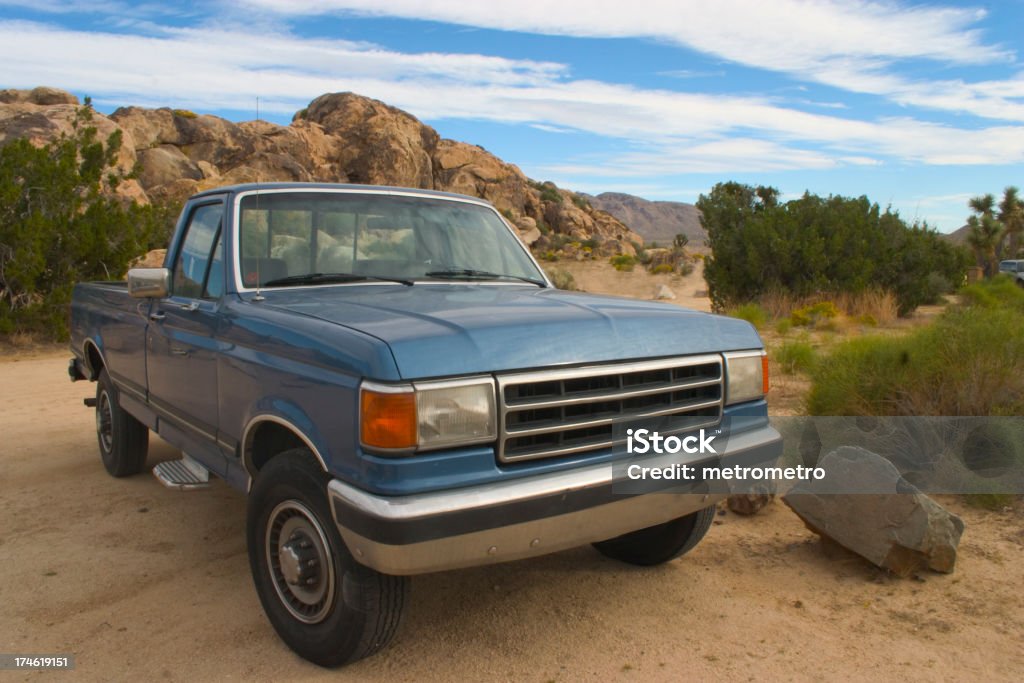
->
[[783, 446, 965, 576]]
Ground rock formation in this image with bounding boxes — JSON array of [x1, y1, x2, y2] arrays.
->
[[0, 88, 641, 256]]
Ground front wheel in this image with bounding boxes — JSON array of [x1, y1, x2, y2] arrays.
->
[[95, 369, 148, 477], [247, 450, 408, 667], [592, 505, 716, 566]]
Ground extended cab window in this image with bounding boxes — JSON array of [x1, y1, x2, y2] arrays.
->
[[173, 203, 224, 299]]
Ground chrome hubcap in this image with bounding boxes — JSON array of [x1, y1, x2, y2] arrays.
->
[[97, 390, 113, 453], [266, 501, 335, 624]]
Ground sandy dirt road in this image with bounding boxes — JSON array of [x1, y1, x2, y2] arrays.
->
[[1, 353, 1022, 682]]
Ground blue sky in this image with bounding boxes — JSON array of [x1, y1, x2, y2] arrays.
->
[[2, 1, 1023, 232]]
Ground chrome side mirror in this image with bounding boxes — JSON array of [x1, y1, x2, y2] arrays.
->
[[127, 268, 170, 298]]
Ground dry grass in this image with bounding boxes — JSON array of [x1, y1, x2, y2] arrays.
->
[[757, 288, 898, 324]]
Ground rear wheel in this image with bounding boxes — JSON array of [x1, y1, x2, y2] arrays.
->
[[247, 450, 408, 667], [95, 369, 148, 477], [592, 505, 716, 566]]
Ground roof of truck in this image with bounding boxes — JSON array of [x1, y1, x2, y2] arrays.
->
[[189, 182, 490, 205]]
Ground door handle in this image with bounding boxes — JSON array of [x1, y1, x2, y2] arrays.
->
[[171, 347, 189, 357], [180, 301, 200, 312], [149, 311, 166, 322]]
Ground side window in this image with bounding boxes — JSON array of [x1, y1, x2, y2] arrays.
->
[[173, 203, 223, 299]]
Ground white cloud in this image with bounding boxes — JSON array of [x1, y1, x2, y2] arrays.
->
[[241, 0, 1024, 122]]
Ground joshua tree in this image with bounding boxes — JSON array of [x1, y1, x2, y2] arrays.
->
[[966, 213, 1003, 278], [998, 186, 1023, 260]]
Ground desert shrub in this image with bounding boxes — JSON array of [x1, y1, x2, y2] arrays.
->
[[698, 182, 970, 315], [728, 302, 768, 328], [678, 260, 695, 276], [776, 340, 816, 374], [172, 108, 197, 119], [0, 107, 173, 340], [958, 275, 1024, 312], [775, 317, 793, 334], [539, 250, 559, 262], [610, 254, 636, 271], [790, 301, 839, 327], [539, 185, 562, 204], [570, 194, 590, 210], [857, 314, 878, 327], [650, 263, 674, 275], [808, 280, 1024, 416], [545, 268, 578, 290]]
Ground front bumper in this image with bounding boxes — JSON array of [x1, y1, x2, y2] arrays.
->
[[328, 424, 782, 575]]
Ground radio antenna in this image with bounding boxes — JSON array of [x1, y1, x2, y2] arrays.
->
[[253, 95, 265, 302]]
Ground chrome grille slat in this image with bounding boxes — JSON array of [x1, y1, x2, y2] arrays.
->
[[497, 355, 724, 463], [505, 398, 724, 438], [503, 377, 723, 411]]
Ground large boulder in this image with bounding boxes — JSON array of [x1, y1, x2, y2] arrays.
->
[[303, 92, 437, 188], [0, 86, 78, 106], [784, 446, 965, 576]]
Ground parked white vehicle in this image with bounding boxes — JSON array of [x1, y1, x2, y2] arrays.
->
[[998, 259, 1024, 285]]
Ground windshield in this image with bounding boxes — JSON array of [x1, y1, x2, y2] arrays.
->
[[236, 191, 545, 288]]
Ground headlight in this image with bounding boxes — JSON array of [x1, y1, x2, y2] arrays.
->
[[360, 378, 496, 453], [724, 350, 769, 405]]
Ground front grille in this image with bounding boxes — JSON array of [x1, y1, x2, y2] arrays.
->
[[497, 355, 723, 463]]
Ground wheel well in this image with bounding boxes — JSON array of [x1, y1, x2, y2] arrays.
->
[[246, 420, 316, 474], [85, 341, 105, 379]]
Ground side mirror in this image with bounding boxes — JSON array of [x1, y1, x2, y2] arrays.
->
[[127, 268, 170, 298]]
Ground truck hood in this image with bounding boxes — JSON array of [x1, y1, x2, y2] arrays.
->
[[262, 284, 761, 379]]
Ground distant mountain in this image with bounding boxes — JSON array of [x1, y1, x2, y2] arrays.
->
[[943, 223, 971, 244], [585, 192, 705, 247]]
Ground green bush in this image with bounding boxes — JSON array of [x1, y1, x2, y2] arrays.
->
[[172, 108, 198, 119], [570, 194, 590, 210], [959, 275, 1024, 312], [728, 303, 768, 328], [776, 340, 816, 374], [698, 182, 970, 315], [0, 107, 173, 340], [610, 254, 636, 271], [650, 263, 674, 275], [808, 280, 1024, 416], [775, 317, 793, 334]]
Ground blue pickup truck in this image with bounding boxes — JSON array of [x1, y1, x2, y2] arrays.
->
[[69, 183, 781, 667]]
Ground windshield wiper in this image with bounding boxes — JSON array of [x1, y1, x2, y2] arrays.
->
[[263, 272, 414, 287], [424, 268, 546, 288]]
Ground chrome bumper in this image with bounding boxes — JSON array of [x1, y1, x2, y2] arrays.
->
[[328, 425, 782, 575]]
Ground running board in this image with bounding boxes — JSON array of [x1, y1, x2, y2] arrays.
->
[[152, 454, 211, 490]]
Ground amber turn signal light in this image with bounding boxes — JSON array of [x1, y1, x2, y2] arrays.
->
[[762, 353, 770, 395], [360, 388, 417, 449]]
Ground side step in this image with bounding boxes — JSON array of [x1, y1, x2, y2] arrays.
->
[[152, 454, 211, 490]]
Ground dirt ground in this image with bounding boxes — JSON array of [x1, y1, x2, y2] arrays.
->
[[552, 258, 713, 314], [1, 352, 1022, 682]]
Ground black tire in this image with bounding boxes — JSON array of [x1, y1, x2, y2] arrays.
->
[[95, 369, 149, 477], [247, 449, 408, 668], [592, 505, 716, 566]]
